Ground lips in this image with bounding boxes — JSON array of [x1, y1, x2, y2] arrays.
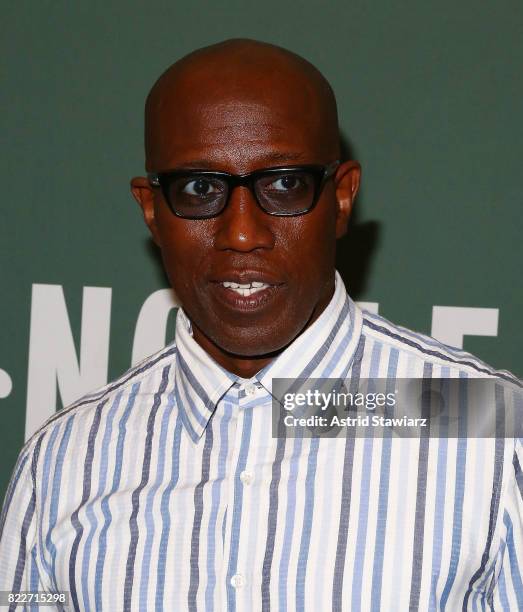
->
[[209, 271, 284, 311]]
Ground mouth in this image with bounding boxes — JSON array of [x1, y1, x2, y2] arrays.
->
[[210, 275, 284, 311]]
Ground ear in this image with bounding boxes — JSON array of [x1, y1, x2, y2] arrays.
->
[[130, 176, 162, 247], [334, 160, 361, 238]]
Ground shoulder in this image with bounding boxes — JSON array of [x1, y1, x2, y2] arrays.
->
[[358, 306, 522, 387], [22, 340, 180, 453]]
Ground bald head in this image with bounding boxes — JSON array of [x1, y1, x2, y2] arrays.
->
[[144, 38, 341, 171]]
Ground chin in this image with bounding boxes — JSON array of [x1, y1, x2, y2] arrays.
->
[[211, 325, 300, 359]]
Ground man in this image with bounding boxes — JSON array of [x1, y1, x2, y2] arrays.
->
[[1, 39, 522, 611]]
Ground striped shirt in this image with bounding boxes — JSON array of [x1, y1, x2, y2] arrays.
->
[[1, 270, 522, 611]]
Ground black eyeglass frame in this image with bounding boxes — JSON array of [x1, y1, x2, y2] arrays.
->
[[147, 160, 340, 219]]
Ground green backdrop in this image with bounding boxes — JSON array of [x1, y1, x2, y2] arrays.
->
[[1, 1, 522, 500]]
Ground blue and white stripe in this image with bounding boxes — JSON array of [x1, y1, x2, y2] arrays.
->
[[1, 270, 522, 611]]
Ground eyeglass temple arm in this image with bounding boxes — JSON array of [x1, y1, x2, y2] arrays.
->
[[147, 173, 160, 186], [325, 160, 340, 178]]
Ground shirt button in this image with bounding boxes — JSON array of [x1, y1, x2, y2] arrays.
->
[[230, 573, 246, 589], [244, 382, 257, 396], [240, 470, 254, 485]]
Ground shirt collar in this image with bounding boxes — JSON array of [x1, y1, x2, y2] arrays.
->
[[174, 308, 238, 442], [174, 270, 363, 441]]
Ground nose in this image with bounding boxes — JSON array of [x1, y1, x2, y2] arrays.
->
[[213, 185, 275, 252]]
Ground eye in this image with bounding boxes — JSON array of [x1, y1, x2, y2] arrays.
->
[[269, 174, 303, 191], [182, 178, 222, 197]]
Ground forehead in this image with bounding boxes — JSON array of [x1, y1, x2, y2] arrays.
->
[[146, 64, 336, 172]]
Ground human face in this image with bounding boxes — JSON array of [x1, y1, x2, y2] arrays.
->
[[132, 84, 359, 376]]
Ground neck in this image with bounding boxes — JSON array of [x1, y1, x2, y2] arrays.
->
[[190, 282, 335, 378], [191, 324, 281, 379]]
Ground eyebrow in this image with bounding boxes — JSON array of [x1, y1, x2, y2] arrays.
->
[[264, 151, 308, 163], [181, 152, 308, 168]]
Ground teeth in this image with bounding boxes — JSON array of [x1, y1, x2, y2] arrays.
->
[[221, 281, 270, 296]]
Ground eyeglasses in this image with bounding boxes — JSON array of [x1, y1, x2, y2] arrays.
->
[[147, 161, 340, 219]]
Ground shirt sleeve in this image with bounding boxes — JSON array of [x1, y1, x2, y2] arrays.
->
[[490, 436, 523, 610], [0, 436, 48, 604]]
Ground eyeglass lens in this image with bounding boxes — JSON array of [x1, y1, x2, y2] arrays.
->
[[165, 169, 318, 218]]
